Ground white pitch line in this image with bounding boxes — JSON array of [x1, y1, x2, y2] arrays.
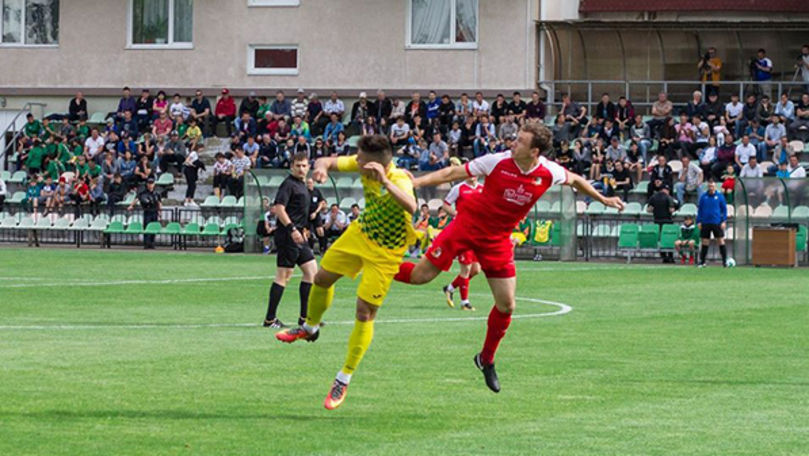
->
[[0, 297, 571, 331], [0, 276, 271, 289]]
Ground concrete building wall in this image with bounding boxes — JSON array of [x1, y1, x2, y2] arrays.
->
[[0, 0, 537, 93]]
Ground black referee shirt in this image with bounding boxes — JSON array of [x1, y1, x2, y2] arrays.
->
[[274, 175, 310, 229]]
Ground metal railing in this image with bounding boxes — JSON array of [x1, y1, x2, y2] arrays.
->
[[1, 102, 47, 170], [538, 79, 809, 116]]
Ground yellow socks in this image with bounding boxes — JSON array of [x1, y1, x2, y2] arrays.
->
[[339, 319, 375, 381], [303, 284, 333, 331]]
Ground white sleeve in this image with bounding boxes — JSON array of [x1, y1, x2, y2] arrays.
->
[[542, 157, 569, 185], [444, 183, 461, 205], [466, 151, 509, 177]]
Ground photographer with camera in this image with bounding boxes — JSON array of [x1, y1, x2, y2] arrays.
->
[[698, 47, 722, 97], [751, 49, 773, 99]]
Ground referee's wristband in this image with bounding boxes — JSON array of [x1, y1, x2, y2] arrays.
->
[[285, 223, 296, 232]]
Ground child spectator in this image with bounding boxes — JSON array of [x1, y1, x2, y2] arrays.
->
[[720, 164, 736, 203], [674, 215, 699, 265], [212, 152, 233, 200]]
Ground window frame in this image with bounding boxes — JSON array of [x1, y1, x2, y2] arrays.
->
[[405, 0, 478, 50], [247, 44, 299, 76], [126, 0, 194, 50], [247, 0, 299, 7], [0, 0, 60, 48]]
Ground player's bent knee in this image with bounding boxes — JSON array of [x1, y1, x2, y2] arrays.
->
[[495, 300, 516, 314], [314, 268, 341, 288], [355, 299, 379, 322]]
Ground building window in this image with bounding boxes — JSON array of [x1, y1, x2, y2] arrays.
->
[[129, 0, 193, 48], [1, 0, 59, 46], [407, 0, 477, 49], [247, 0, 299, 6], [248, 45, 299, 75]]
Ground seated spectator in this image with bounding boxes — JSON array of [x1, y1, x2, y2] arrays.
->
[[437, 94, 455, 128], [256, 134, 277, 169], [507, 91, 527, 122], [757, 95, 774, 125], [674, 155, 704, 203], [84, 128, 105, 162], [471, 92, 489, 118], [169, 93, 186, 119], [743, 119, 766, 161], [763, 115, 786, 160], [239, 91, 259, 119], [54, 177, 70, 213], [625, 141, 644, 183], [724, 93, 744, 137], [229, 147, 251, 198], [774, 92, 794, 123], [290, 115, 311, 142], [190, 90, 212, 137], [788, 92, 809, 140], [389, 97, 406, 121], [307, 93, 326, 136], [293, 135, 311, 159], [134, 154, 153, 188], [556, 140, 573, 169], [455, 93, 472, 122], [739, 93, 759, 135], [684, 90, 705, 118], [473, 115, 496, 157], [674, 215, 698, 265], [324, 113, 344, 143], [214, 88, 236, 137], [594, 92, 616, 121], [490, 93, 508, 124], [323, 91, 345, 120], [612, 159, 633, 201], [720, 165, 737, 202], [588, 138, 606, 181], [25, 138, 46, 175], [657, 117, 678, 160], [348, 203, 360, 222], [235, 112, 257, 141], [68, 91, 88, 122], [605, 136, 626, 162], [571, 139, 591, 177], [311, 137, 330, 161], [69, 177, 90, 216], [734, 135, 756, 170], [362, 116, 379, 136], [38, 176, 56, 215], [675, 112, 697, 159], [185, 118, 203, 148], [630, 114, 652, 164], [161, 131, 187, 174], [739, 156, 764, 199], [273, 118, 291, 144], [648, 92, 673, 138], [600, 119, 619, 143], [712, 133, 737, 179], [88, 176, 105, 215], [786, 153, 806, 178], [134, 89, 153, 132], [425, 91, 441, 123], [429, 132, 449, 164], [351, 92, 372, 128], [212, 152, 233, 199], [525, 91, 547, 123], [646, 185, 677, 263], [116, 87, 137, 121], [389, 116, 411, 150], [333, 131, 350, 156], [152, 91, 169, 120], [406, 92, 427, 129], [648, 155, 674, 198], [152, 111, 173, 139], [100, 151, 119, 185], [117, 149, 137, 190], [703, 92, 724, 128], [0, 174, 6, 211], [418, 138, 445, 171], [614, 96, 634, 136], [324, 203, 348, 239], [242, 135, 260, 164], [768, 136, 792, 174], [373, 90, 393, 123]]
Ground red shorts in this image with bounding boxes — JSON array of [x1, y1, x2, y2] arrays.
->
[[457, 250, 478, 266], [426, 219, 515, 278]]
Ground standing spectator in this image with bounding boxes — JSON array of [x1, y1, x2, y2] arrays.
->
[[674, 155, 704, 203], [324, 203, 348, 239], [696, 181, 728, 267], [800, 44, 809, 93], [239, 91, 260, 119], [648, 92, 673, 139], [212, 152, 233, 199], [134, 89, 153, 133], [788, 92, 809, 140], [698, 47, 722, 97], [307, 93, 326, 136], [752, 49, 773, 99], [68, 91, 87, 122], [182, 144, 202, 206], [508, 91, 527, 122], [127, 177, 161, 249], [647, 185, 677, 263], [106, 173, 126, 215], [229, 147, 251, 198], [724, 94, 744, 137], [323, 91, 345, 119], [116, 87, 136, 121], [525, 91, 546, 122], [214, 88, 236, 137], [614, 96, 634, 138], [190, 90, 212, 137], [0, 174, 6, 211], [374, 90, 392, 123]]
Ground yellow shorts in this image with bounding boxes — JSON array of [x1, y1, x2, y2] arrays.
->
[[320, 222, 403, 307]]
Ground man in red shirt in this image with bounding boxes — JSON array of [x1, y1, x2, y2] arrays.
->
[[214, 88, 236, 137], [394, 123, 624, 393], [441, 174, 483, 311]]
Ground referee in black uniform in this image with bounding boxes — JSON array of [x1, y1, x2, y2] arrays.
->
[[263, 152, 317, 328]]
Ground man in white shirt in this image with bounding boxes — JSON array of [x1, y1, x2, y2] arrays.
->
[[734, 135, 756, 168], [674, 155, 704, 203], [84, 128, 105, 161], [472, 92, 490, 118], [787, 154, 807, 178], [739, 156, 763, 178], [324, 203, 348, 239], [323, 92, 345, 118], [725, 94, 743, 136]]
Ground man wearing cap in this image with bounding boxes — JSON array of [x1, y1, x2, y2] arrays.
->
[[291, 89, 308, 119], [270, 91, 292, 122], [214, 89, 236, 137], [239, 91, 260, 119], [128, 177, 162, 249]]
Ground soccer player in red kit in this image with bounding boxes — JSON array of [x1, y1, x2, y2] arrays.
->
[[394, 123, 624, 392], [441, 174, 483, 311]]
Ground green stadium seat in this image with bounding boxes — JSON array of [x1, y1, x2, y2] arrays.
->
[[792, 206, 809, 221], [201, 223, 221, 236], [155, 173, 175, 186], [124, 222, 144, 234], [200, 195, 220, 209], [1, 216, 18, 228], [34, 218, 52, 229], [772, 205, 790, 219], [15, 217, 35, 229], [586, 201, 605, 216], [678, 203, 698, 217], [0, 170, 10, 181], [617, 224, 639, 249], [638, 224, 659, 249], [256, 175, 271, 187], [182, 222, 201, 235], [104, 221, 125, 234], [623, 202, 642, 216], [631, 181, 649, 195], [8, 192, 26, 205], [336, 177, 353, 189], [88, 218, 109, 232], [326, 196, 337, 206], [206, 215, 223, 227], [659, 224, 679, 250], [641, 204, 653, 217], [268, 175, 286, 187], [347, 135, 360, 149], [68, 218, 90, 231], [604, 205, 620, 215], [351, 177, 364, 189], [236, 196, 245, 207], [88, 112, 107, 125], [534, 200, 551, 214], [222, 216, 240, 227], [51, 217, 71, 230], [117, 192, 136, 207], [339, 197, 356, 211], [592, 224, 612, 237], [143, 222, 162, 235], [162, 222, 182, 235], [221, 223, 240, 234], [9, 171, 27, 185], [796, 226, 807, 253], [220, 195, 238, 208], [111, 214, 127, 224], [127, 214, 143, 226], [549, 201, 561, 213]]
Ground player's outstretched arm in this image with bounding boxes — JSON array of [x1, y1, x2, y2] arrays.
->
[[363, 162, 417, 214], [312, 157, 339, 183], [412, 165, 470, 189], [566, 172, 625, 211]]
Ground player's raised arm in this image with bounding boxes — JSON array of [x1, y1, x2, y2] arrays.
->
[[312, 156, 339, 183], [566, 172, 625, 211], [413, 165, 470, 189]]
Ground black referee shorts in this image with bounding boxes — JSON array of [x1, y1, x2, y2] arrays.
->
[[700, 223, 724, 239], [273, 230, 315, 268]]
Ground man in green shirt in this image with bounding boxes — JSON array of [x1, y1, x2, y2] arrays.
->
[[76, 119, 90, 140], [26, 139, 47, 174], [88, 161, 103, 179], [73, 155, 90, 180], [674, 215, 700, 265], [23, 114, 42, 139], [46, 158, 66, 181]]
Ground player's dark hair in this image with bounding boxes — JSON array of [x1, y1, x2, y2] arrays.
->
[[520, 123, 553, 155], [291, 151, 309, 163], [357, 134, 393, 166]]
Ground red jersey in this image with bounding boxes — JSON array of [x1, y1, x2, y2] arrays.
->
[[444, 181, 483, 213], [461, 151, 567, 235]]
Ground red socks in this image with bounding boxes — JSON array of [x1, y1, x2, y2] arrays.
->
[[394, 262, 415, 283], [480, 306, 512, 365], [451, 275, 470, 301]]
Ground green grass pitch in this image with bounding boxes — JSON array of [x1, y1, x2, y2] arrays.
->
[[0, 248, 807, 455]]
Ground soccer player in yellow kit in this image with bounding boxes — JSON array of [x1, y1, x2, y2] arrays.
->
[[275, 135, 417, 410]]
